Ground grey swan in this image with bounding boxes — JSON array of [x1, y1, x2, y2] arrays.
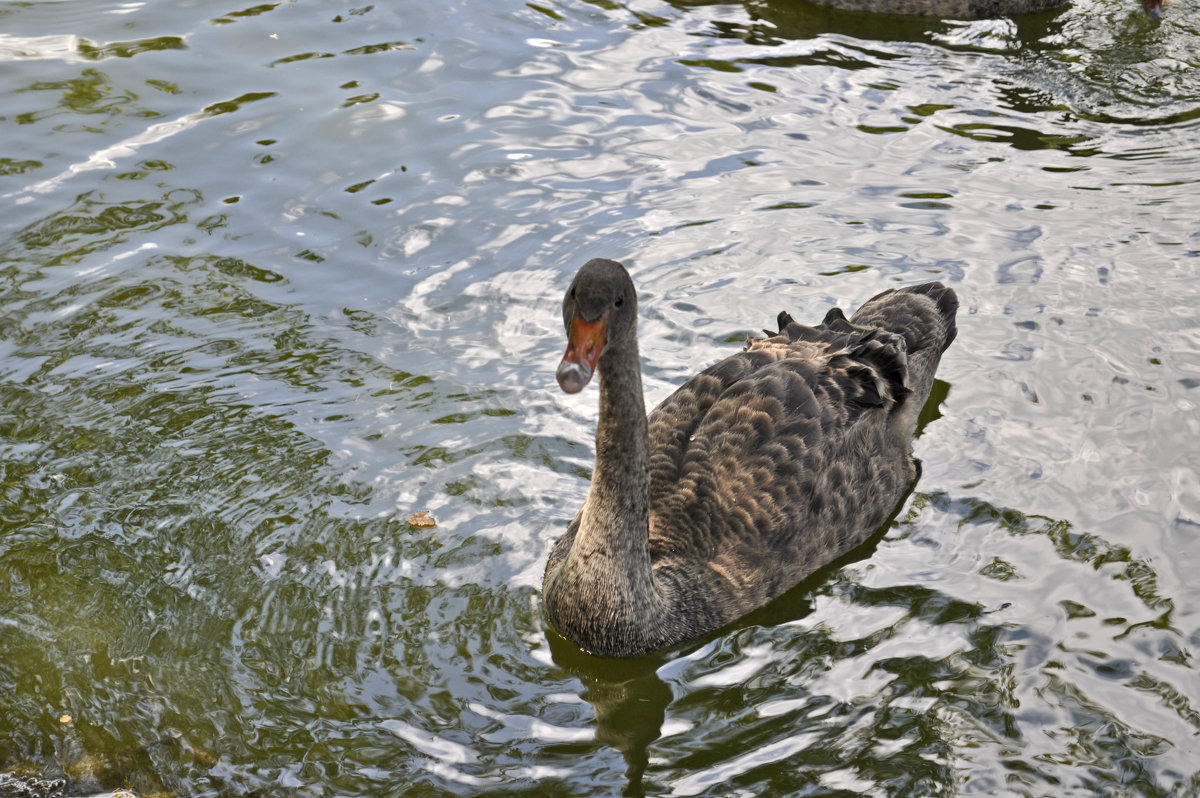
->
[[805, 0, 1063, 15], [542, 259, 958, 657], [802, 0, 1162, 17]]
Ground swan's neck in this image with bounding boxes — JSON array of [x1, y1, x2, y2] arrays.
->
[[588, 333, 651, 536], [552, 328, 666, 653]]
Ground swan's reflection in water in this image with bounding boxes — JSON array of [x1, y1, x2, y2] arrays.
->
[[543, 500, 907, 795], [547, 631, 675, 798]]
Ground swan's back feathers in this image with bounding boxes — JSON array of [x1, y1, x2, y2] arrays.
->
[[767, 309, 912, 412], [644, 282, 957, 609]]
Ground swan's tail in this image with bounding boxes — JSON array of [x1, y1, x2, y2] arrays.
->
[[850, 282, 958, 357], [848, 282, 958, 433], [759, 281, 957, 433]]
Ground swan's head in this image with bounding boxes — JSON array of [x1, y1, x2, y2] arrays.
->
[[557, 258, 637, 394]]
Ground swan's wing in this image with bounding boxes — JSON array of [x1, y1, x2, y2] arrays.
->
[[647, 282, 957, 509], [644, 288, 953, 597], [647, 314, 909, 506]]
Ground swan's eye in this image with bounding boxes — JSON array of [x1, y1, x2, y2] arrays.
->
[[615, 296, 624, 307]]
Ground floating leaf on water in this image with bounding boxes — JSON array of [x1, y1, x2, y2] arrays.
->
[[406, 510, 436, 527]]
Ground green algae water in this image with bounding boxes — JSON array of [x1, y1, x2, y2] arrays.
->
[[1, 0, 1198, 795]]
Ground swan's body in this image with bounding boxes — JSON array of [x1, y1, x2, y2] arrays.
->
[[804, 0, 1064, 16], [543, 259, 958, 657], [800, 0, 1162, 17]]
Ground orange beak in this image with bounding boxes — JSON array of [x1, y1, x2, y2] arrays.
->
[[556, 312, 609, 393]]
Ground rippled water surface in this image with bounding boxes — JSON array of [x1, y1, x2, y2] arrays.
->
[[2, 0, 1199, 795]]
